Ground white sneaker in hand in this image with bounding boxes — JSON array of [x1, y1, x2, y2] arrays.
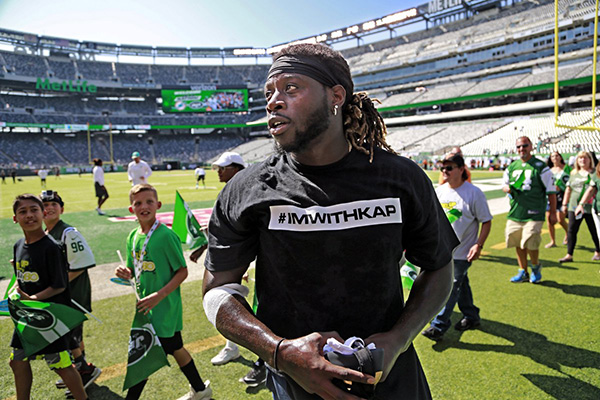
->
[[177, 380, 212, 400], [210, 344, 240, 365]]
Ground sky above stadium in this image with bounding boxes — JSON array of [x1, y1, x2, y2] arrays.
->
[[0, 0, 424, 48]]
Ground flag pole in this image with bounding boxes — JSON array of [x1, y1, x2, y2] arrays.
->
[[70, 299, 102, 324], [117, 250, 140, 301]]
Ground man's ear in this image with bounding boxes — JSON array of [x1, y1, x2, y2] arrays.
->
[[157, 201, 162, 210], [331, 84, 347, 109], [13, 216, 17, 224], [129, 206, 134, 214]]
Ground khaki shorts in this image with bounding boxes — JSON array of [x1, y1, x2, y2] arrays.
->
[[506, 220, 544, 250], [10, 348, 72, 370]]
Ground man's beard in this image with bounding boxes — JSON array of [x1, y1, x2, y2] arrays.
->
[[274, 97, 331, 155]]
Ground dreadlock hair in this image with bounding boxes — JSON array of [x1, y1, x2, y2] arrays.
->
[[274, 44, 395, 162]]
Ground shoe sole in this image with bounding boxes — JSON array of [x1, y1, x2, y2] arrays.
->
[[421, 331, 444, 341], [211, 354, 240, 365], [455, 322, 481, 331], [82, 368, 102, 389], [243, 380, 266, 387]]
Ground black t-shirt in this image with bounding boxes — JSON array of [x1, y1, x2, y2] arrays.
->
[[206, 148, 459, 399], [11, 235, 71, 353]]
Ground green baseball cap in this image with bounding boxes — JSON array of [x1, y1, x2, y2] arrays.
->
[[131, 151, 140, 159]]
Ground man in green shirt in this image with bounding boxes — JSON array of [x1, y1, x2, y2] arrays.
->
[[502, 136, 557, 283]]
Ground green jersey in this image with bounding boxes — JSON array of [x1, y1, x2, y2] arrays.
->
[[589, 173, 600, 212], [48, 220, 96, 312], [567, 171, 593, 213], [504, 156, 556, 222], [553, 165, 571, 192], [126, 223, 187, 337]]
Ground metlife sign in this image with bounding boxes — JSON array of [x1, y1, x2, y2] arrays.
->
[[35, 78, 97, 93], [428, 0, 463, 13]]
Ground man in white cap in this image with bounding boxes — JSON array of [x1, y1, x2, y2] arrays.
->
[[212, 151, 245, 183], [190, 151, 248, 370], [127, 151, 152, 186]]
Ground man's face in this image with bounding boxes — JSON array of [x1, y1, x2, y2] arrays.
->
[[264, 73, 331, 154], [13, 200, 45, 233], [129, 190, 161, 224], [42, 201, 63, 225], [515, 138, 531, 160], [441, 162, 462, 185], [217, 165, 239, 183], [133, 157, 140, 164]]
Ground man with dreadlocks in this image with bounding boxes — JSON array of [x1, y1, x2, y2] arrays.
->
[[202, 43, 458, 400]]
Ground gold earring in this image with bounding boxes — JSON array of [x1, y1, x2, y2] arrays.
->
[[333, 105, 338, 116]]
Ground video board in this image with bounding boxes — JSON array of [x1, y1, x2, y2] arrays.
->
[[161, 88, 248, 113]]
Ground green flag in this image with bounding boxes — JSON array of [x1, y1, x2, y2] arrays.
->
[[172, 191, 208, 249], [8, 297, 87, 357], [0, 275, 17, 316], [123, 311, 170, 391], [401, 261, 419, 290]]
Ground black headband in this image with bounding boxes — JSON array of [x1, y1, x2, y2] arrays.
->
[[267, 54, 340, 88]]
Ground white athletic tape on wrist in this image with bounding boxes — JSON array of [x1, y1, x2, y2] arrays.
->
[[203, 283, 250, 327]]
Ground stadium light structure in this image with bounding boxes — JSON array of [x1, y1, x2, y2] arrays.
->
[[553, 0, 599, 132]]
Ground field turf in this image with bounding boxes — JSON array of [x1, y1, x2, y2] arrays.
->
[[1, 169, 598, 399], [0, 170, 226, 278]]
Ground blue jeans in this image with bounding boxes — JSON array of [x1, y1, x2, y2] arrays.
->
[[430, 259, 480, 333]]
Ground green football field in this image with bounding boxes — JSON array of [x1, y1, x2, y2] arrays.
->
[[0, 169, 598, 399], [0, 170, 225, 278]]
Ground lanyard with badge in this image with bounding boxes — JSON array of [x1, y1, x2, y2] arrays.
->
[[132, 219, 160, 296]]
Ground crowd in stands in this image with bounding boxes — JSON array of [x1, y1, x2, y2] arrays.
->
[[0, 132, 244, 169], [0, 51, 270, 86]]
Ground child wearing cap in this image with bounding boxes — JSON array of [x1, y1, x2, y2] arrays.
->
[[41, 190, 102, 395]]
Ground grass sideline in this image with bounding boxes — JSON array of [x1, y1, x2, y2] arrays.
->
[[0, 169, 502, 278], [2, 168, 599, 399]]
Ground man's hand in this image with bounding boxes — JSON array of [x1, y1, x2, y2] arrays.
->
[[189, 244, 207, 263], [137, 292, 164, 315], [466, 244, 482, 262], [115, 265, 132, 280], [278, 332, 376, 400], [364, 331, 403, 383]]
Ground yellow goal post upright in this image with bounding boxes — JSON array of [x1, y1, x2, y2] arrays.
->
[[554, 0, 600, 132], [87, 123, 115, 165]]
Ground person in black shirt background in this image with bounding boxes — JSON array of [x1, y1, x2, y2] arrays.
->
[[10, 194, 89, 400]]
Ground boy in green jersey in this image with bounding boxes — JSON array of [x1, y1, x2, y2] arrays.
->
[[115, 184, 211, 400], [503, 136, 557, 283]]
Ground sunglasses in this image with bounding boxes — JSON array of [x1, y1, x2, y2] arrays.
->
[[516, 144, 530, 149], [41, 190, 56, 200], [440, 165, 457, 172]]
